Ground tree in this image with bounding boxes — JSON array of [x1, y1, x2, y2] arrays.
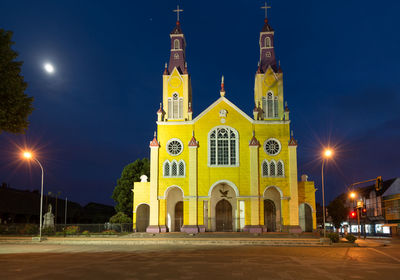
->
[[112, 158, 150, 217], [327, 198, 348, 231], [0, 29, 33, 134], [109, 212, 132, 224]]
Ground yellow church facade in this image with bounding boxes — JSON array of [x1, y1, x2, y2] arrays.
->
[[133, 13, 316, 234]]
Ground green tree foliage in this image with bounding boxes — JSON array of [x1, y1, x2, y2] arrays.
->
[[0, 29, 33, 133], [109, 211, 132, 223], [327, 198, 348, 230], [112, 158, 150, 217]]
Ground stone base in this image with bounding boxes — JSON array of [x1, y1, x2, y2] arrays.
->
[[282, 225, 303, 234], [198, 225, 206, 233], [181, 225, 200, 234], [160, 225, 167, 233], [146, 225, 164, 234], [243, 225, 264, 234]]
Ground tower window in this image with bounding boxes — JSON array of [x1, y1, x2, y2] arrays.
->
[[277, 160, 284, 177], [267, 92, 273, 118], [263, 92, 279, 119], [265, 37, 271, 48], [171, 161, 177, 176], [174, 53, 179, 60], [168, 93, 183, 119], [163, 160, 185, 178], [266, 52, 271, 58], [174, 39, 180, 49], [269, 160, 276, 176], [208, 126, 239, 166], [262, 160, 269, 177], [178, 161, 185, 176]]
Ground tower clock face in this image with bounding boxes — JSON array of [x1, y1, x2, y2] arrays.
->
[[264, 138, 281, 156]]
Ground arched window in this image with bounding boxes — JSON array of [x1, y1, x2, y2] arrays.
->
[[277, 160, 284, 177], [265, 36, 271, 48], [267, 92, 273, 118], [208, 126, 239, 166], [262, 160, 269, 177], [174, 53, 179, 60], [171, 161, 177, 176], [270, 160, 276, 176], [178, 161, 185, 176], [163, 161, 170, 177], [274, 96, 278, 118], [168, 93, 183, 119], [174, 39, 180, 49]]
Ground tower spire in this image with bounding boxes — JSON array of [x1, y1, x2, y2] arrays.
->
[[168, 5, 187, 73]]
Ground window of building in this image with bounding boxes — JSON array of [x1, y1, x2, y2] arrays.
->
[[174, 39, 180, 49], [166, 138, 183, 156], [262, 160, 269, 177], [266, 52, 271, 57], [277, 160, 284, 176], [168, 93, 183, 119], [269, 160, 276, 176], [265, 36, 271, 48], [163, 160, 185, 178], [263, 92, 279, 119], [264, 138, 281, 156], [209, 126, 239, 166], [274, 96, 278, 118], [174, 53, 179, 59]]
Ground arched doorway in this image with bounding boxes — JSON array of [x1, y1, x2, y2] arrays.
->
[[136, 204, 149, 232], [263, 186, 282, 232], [299, 203, 313, 232], [174, 201, 183, 232], [264, 199, 276, 232], [166, 186, 184, 232], [216, 199, 232, 232]]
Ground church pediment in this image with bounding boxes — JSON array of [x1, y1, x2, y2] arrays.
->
[[193, 97, 253, 124]]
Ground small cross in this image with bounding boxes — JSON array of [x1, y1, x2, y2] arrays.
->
[[261, 1, 271, 19], [173, 5, 184, 22]]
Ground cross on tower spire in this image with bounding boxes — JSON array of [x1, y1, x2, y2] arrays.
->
[[261, 1, 271, 19], [173, 5, 184, 22]]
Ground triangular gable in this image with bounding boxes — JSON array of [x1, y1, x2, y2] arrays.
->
[[383, 178, 400, 197], [193, 97, 254, 123]]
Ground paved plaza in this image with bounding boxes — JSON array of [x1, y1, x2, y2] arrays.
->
[[0, 239, 399, 280]]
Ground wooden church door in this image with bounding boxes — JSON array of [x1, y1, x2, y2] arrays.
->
[[216, 199, 233, 232], [174, 201, 183, 232], [264, 199, 276, 232]]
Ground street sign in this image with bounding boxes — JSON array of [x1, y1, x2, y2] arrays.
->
[[357, 200, 364, 208]]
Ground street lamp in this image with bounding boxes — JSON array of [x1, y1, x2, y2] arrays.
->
[[321, 148, 333, 238], [22, 151, 45, 241]]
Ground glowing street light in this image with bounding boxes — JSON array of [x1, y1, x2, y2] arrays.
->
[[44, 63, 55, 74], [321, 148, 334, 239], [22, 150, 45, 241], [349, 192, 356, 199]]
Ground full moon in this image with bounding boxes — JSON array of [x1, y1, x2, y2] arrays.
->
[[44, 63, 55, 74]]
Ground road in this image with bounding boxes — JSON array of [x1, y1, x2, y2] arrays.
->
[[0, 243, 400, 279]]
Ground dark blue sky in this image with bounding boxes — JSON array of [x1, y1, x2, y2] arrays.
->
[[1, 0, 399, 206]]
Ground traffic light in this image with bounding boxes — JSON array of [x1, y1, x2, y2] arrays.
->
[[375, 176, 383, 191], [361, 206, 367, 218], [350, 209, 357, 219]]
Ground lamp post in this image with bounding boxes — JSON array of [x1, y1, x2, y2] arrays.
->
[[321, 148, 333, 238], [23, 151, 44, 241]]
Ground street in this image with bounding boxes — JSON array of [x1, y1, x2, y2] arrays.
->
[[0, 242, 400, 279]]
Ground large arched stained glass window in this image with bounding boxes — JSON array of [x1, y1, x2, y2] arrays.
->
[[208, 126, 239, 166]]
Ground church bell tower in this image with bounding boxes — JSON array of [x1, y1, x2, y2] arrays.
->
[[160, 6, 192, 122]]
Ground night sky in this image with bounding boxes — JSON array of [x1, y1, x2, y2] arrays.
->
[[0, 0, 399, 207]]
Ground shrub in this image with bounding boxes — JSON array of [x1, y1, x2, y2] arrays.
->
[[109, 212, 131, 224], [101, 230, 117, 235], [345, 234, 357, 243], [20, 224, 38, 235], [42, 227, 55, 235], [65, 226, 80, 235], [55, 231, 65, 236], [327, 232, 339, 243], [82, 230, 90, 235]]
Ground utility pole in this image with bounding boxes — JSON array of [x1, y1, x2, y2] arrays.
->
[[65, 197, 68, 226]]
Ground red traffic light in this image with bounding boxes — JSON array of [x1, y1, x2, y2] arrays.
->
[[350, 211, 357, 218], [362, 208, 367, 213]]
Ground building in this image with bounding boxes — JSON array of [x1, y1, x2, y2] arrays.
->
[[338, 178, 400, 236], [133, 8, 317, 233]]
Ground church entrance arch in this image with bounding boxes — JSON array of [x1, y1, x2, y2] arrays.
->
[[136, 204, 150, 232], [264, 199, 276, 232], [263, 186, 282, 232], [166, 186, 184, 232], [216, 199, 232, 231], [299, 203, 313, 232], [209, 181, 237, 232]]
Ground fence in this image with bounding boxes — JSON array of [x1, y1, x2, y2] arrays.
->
[[0, 223, 133, 235]]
